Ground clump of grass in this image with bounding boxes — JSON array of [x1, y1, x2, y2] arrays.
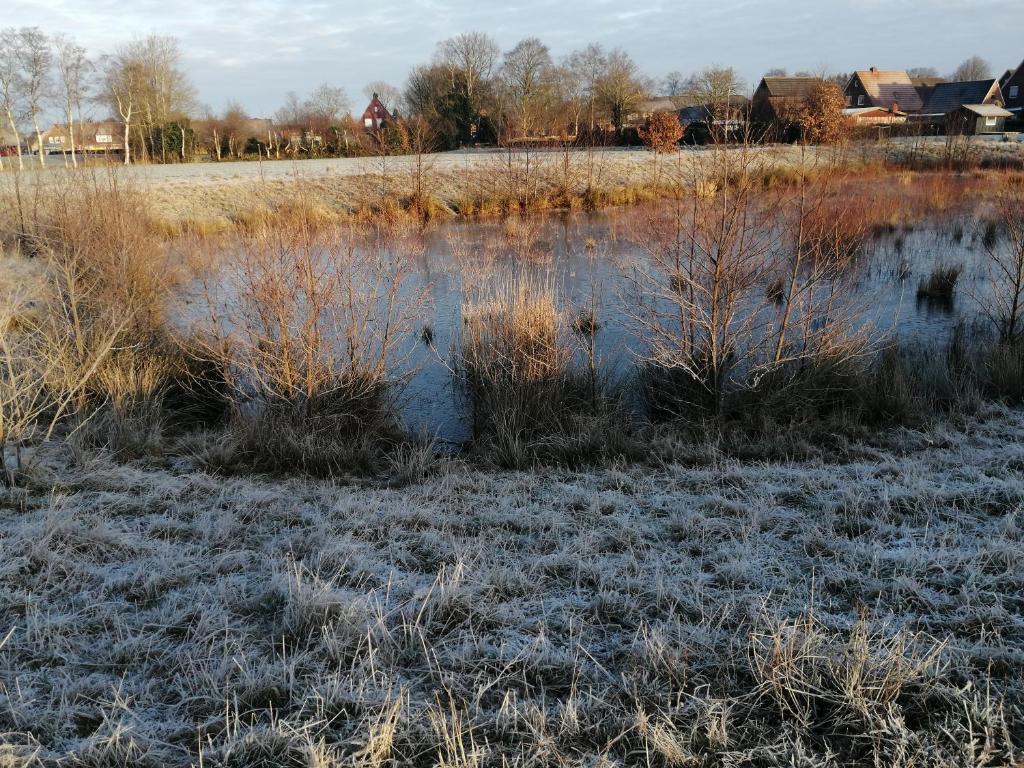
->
[[765, 276, 786, 305], [459, 275, 633, 467], [916, 264, 963, 309]]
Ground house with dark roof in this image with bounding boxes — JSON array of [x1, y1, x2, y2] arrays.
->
[[1002, 60, 1024, 116], [912, 79, 1008, 134], [750, 76, 821, 125], [361, 94, 393, 130], [920, 79, 1004, 116], [911, 76, 945, 108], [844, 68, 924, 113]]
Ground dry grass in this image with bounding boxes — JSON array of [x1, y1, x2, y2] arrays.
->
[[458, 274, 635, 468], [0, 406, 1022, 766]]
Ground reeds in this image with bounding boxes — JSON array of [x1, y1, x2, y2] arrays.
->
[[458, 274, 633, 467], [916, 264, 962, 308]]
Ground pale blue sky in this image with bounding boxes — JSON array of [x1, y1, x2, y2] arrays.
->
[[8, 0, 1023, 117]]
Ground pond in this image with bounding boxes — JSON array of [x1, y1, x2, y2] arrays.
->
[[388, 208, 996, 445]]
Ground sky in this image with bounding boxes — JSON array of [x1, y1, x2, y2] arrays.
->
[[7, 0, 1023, 118]]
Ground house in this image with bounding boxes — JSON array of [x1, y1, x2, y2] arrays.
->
[[843, 106, 907, 126], [0, 127, 20, 156], [920, 79, 1004, 116], [750, 76, 821, 124], [361, 93, 392, 130], [911, 76, 945, 108], [31, 122, 125, 155], [844, 68, 924, 113], [946, 104, 1013, 135], [1002, 60, 1024, 116], [625, 97, 679, 127]]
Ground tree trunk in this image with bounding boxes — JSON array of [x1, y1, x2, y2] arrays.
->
[[123, 120, 131, 165], [5, 112, 24, 171], [67, 107, 78, 168], [34, 123, 45, 167]]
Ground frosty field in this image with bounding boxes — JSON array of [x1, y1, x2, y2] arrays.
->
[[1, 407, 1022, 767]]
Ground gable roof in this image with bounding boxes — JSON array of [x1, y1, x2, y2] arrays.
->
[[922, 79, 1002, 115], [852, 69, 923, 112], [759, 76, 821, 98], [361, 94, 393, 123], [632, 97, 679, 114]]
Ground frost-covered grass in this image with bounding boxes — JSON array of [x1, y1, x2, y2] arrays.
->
[[1, 407, 1023, 766]]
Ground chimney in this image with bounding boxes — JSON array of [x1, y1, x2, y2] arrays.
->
[[373, 92, 379, 99], [870, 67, 878, 73]]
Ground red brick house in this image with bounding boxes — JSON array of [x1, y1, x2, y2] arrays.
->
[[361, 94, 392, 130]]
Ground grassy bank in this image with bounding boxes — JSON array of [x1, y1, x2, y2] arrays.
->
[[1, 141, 1021, 236], [1, 407, 1022, 766]]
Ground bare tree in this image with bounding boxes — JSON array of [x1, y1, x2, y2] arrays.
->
[[0, 29, 24, 170], [595, 48, 648, 132], [304, 83, 350, 125], [436, 31, 500, 141], [662, 70, 686, 97], [15, 27, 53, 168], [54, 35, 90, 168], [104, 49, 142, 165], [500, 37, 555, 139], [564, 44, 607, 131], [983, 185, 1024, 343], [437, 31, 499, 103], [950, 56, 992, 82], [101, 36, 196, 163]]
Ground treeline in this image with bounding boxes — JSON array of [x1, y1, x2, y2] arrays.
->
[[0, 25, 1004, 165]]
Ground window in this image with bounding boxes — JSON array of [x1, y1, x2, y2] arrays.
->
[[1011, 85, 1020, 99], [857, 95, 865, 106], [985, 116, 998, 126], [364, 117, 373, 128], [96, 134, 112, 144]]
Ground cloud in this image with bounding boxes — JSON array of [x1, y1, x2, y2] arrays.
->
[[7, 0, 1022, 116]]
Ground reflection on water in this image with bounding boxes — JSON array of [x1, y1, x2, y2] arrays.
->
[[391, 210, 992, 444], [185, 208, 996, 445]]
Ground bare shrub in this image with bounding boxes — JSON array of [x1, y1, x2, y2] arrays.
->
[[200, 219, 418, 474], [629, 148, 878, 435], [982, 182, 1024, 344]]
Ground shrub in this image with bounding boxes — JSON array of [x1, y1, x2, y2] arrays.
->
[[638, 112, 684, 153]]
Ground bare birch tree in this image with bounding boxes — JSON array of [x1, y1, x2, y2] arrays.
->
[[0, 29, 25, 170], [104, 50, 142, 165], [55, 35, 90, 168], [15, 27, 52, 168]]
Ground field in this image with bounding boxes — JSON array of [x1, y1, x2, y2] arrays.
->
[[1, 140, 1022, 230], [1, 147, 1024, 766], [1, 406, 1022, 767]]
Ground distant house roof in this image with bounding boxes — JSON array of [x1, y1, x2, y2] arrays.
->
[[911, 76, 944, 105], [960, 103, 1012, 118], [921, 79, 1002, 115], [633, 97, 680, 114], [361, 94, 393, 127], [843, 107, 906, 117], [759, 77, 821, 99], [851, 69, 923, 112]]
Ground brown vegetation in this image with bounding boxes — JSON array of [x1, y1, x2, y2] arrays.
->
[[638, 111, 684, 152]]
